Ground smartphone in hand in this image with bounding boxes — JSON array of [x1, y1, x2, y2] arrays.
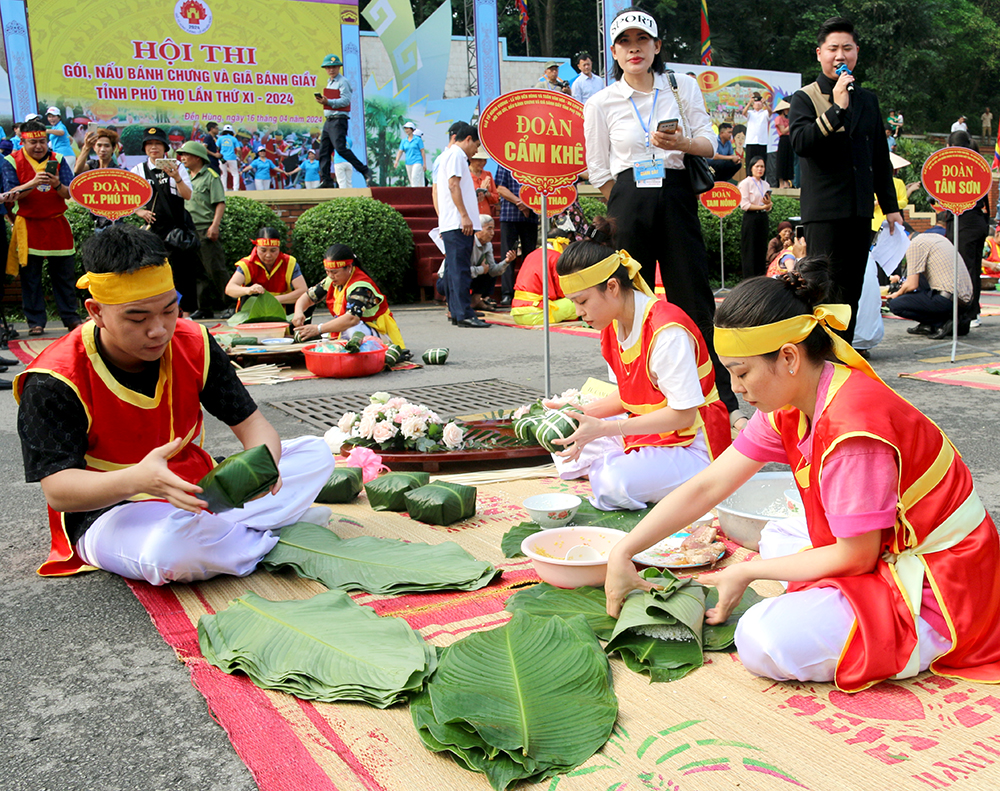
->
[[657, 119, 678, 133], [154, 158, 173, 170], [44, 160, 59, 176]]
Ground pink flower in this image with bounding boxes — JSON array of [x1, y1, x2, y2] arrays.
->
[[400, 415, 428, 440], [344, 447, 388, 482], [385, 397, 407, 409], [372, 421, 399, 443], [357, 412, 377, 439], [442, 422, 464, 449]]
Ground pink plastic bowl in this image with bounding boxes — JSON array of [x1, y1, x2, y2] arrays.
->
[[302, 341, 386, 378], [521, 526, 629, 588]]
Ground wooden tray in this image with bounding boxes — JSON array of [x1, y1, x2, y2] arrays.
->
[[341, 419, 551, 472]]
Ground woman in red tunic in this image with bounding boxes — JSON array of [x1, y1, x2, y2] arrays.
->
[[549, 217, 732, 511], [605, 258, 1000, 691], [224, 226, 306, 312]]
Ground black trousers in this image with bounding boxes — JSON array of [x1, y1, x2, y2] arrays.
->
[[319, 116, 368, 186], [499, 220, 538, 300], [804, 217, 874, 344], [741, 210, 770, 279], [889, 275, 962, 327], [607, 169, 739, 415]]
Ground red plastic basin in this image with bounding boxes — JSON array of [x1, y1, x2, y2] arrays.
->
[[302, 340, 386, 378]]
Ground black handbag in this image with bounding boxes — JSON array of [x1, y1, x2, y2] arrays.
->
[[143, 166, 201, 252], [666, 71, 715, 194]]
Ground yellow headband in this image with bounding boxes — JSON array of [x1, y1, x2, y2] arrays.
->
[[76, 263, 175, 305], [255, 238, 280, 247], [714, 303, 881, 382], [557, 249, 654, 298], [324, 259, 353, 269]]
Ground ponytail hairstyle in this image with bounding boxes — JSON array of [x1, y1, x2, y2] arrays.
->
[[714, 256, 836, 362], [555, 215, 633, 293]]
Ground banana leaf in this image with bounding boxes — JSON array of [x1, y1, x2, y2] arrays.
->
[[197, 589, 436, 707], [412, 611, 618, 790], [315, 467, 364, 504], [196, 444, 278, 513], [260, 522, 501, 594], [504, 583, 618, 641], [227, 290, 287, 326], [403, 481, 477, 526], [501, 503, 654, 558], [703, 585, 764, 650], [365, 471, 431, 511]]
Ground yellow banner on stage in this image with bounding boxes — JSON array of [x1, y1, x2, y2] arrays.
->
[[29, 0, 354, 133]]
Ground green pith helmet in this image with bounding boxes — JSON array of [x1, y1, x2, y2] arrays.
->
[[321, 54, 343, 68], [177, 140, 210, 162]]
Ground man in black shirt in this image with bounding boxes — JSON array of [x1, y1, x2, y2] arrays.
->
[[15, 225, 334, 583], [789, 17, 901, 344]]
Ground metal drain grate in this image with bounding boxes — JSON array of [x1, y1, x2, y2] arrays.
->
[[268, 379, 544, 431]]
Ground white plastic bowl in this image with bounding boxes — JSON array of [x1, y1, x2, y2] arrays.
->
[[522, 493, 582, 528], [521, 526, 628, 588]]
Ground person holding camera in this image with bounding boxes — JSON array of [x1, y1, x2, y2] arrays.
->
[[538, 62, 572, 95], [1, 118, 81, 336], [583, 7, 743, 428], [129, 127, 202, 316]]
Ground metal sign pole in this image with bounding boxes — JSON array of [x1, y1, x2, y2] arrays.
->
[[541, 193, 551, 396], [951, 215, 960, 361], [714, 216, 729, 297]]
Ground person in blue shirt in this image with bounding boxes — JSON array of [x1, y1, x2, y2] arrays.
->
[[218, 124, 240, 190], [9, 122, 22, 151], [394, 122, 426, 186], [45, 107, 76, 169], [242, 149, 285, 190], [286, 149, 322, 189]]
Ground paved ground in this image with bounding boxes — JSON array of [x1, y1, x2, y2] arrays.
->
[[3, 299, 1000, 791]]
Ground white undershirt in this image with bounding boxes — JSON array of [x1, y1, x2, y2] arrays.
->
[[744, 108, 770, 146], [583, 72, 714, 189], [608, 291, 709, 452], [436, 146, 481, 234]]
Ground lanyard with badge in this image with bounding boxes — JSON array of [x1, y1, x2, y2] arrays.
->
[[629, 88, 664, 188]]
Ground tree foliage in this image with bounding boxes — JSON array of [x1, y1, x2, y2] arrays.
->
[[358, 0, 1000, 134]]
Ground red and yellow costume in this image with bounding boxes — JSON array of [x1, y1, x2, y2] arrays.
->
[[511, 239, 577, 326], [235, 249, 298, 307], [325, 265, 406, 348], [983, 236, 1000, 276], [768, 364, 1000, 690], [14, 320, 214, 576], [716, 304, 1000, 691], [603, 297, 731, 460], [4, 149, 74, 276]]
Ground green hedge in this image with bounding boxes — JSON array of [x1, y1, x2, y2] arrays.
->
[[219, 196, 287, 267], [291, 197, 414, 301]]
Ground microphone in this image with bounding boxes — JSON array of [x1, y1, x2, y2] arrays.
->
[[835, 63, 854, 94]]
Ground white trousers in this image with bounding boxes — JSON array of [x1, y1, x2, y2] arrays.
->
[[76, 436, 335, 586], [406, 162, 425, 187], [221, 159, 240, 190], [305, 180, 320, 189], [254, 178, 270, 191], [335, 162, 353, 188], [735, 516, 953, 682], [554, 433, 711, 511]]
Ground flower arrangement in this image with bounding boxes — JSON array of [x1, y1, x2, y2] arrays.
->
[[337, 392, 466, 453]]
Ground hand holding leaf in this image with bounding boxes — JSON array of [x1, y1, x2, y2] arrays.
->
[[129, 438, 207, 513]]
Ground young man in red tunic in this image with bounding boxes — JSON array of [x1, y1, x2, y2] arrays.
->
[[15, 225, 335, 584], [1, 118, 82, 335], [547, 221, 732, 511], [605, 259, 1000, 691]]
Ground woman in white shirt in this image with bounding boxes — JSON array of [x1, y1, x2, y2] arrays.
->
[[738, 157, 772, 279], [547, 217, 732, 510], [583, 7, 744, 430], [742, 92, 770, 174]]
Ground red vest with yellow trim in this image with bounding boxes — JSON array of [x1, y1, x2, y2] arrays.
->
[[235, 251, 297, 307], [7, 149, 67, 219], [327, 267, 390, 323], [512, 248, 564, 308], [15, 320, 215, 576], [772, 365, 1000, 691], [601, 298, 731, 460]]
